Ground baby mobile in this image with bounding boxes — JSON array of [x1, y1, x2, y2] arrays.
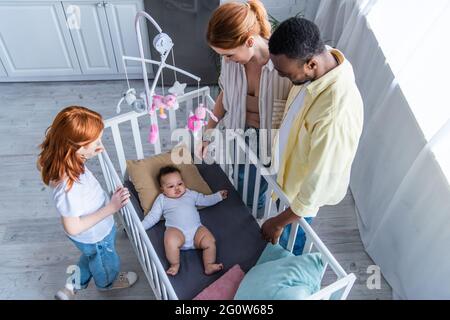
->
[[116, 11, 217, 150]]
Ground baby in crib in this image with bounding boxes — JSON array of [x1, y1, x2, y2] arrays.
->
[[142, 165, 228, 276]]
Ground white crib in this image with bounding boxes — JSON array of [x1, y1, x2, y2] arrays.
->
[[96, 86, 356, 300]]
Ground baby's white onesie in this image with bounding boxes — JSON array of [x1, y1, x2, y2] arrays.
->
[[142, 189, 223, 249]]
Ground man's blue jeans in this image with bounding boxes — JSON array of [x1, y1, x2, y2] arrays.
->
[[237, 127, 268, 209], [237, 163, 268, 209], [69, 225, 120, 289], [279, 217, 314, 255]]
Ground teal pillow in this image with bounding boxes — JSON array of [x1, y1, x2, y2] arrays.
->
[[234, 252, 324, 300], [256, 243, 294, 265]]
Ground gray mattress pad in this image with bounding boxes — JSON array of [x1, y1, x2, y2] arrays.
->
[[123, 162, 267, 300]]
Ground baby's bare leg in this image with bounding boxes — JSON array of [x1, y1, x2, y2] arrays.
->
[[164, 227, 185, 276], [194, 226, 223, 275]]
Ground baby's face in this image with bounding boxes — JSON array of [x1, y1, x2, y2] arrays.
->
[[160, 172, 186, 198]]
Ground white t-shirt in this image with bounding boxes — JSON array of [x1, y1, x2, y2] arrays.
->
[[52, 166, 114, 244], [274, 84, 309, 167]]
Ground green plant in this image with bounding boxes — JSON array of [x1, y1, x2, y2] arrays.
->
[[268, 11, 304, 31]]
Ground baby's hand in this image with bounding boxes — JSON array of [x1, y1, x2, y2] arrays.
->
[[219, 190, 228, 200]]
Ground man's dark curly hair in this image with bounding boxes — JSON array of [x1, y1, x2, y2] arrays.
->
[[157, 165, 181, 186], [269, 17, 325, 62]]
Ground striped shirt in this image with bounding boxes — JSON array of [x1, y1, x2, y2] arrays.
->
[[218, 58, 292, 133]]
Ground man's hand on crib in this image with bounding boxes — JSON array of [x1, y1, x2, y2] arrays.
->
[[261, 217, 284, 244], [219, 190, 228, 199], [261, 207, 298, 244]]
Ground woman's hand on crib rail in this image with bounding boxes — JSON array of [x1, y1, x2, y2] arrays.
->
[[197, 141, 210, 159], [61, 187, 130, 237], [108, 186, 130, 212]]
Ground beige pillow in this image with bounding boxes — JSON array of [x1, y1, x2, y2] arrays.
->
[[126, 146, 212, 215]]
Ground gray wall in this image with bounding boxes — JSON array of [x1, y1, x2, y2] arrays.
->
[[143, 0, 321, 85], [144, 0, 220, 85], [260, 0, 321, 21]]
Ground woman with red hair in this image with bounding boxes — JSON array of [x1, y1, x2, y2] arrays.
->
[[38, 106, 137, 300], [203, 0, 292, 209]]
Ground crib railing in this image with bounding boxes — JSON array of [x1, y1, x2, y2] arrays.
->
[[97, 87, 356, 300], [226, 132, 356, 300], [98, 150, 177, 300], [97, 87, 212, 300]]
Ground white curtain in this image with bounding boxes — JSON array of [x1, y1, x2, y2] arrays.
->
[[314, 0, 450, 299]]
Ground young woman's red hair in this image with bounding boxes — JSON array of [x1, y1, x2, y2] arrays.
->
[[207, 0, 271, 49], [38, 106, 104, 191]]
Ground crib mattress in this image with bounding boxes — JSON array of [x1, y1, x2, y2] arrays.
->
[[124, 162, 267, 300]]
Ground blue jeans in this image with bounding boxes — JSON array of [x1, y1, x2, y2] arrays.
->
[[237, 127, 268, 209], [279, 217, 314, 255], [237, 163, 268, 209], [69, 226, 120, 289]]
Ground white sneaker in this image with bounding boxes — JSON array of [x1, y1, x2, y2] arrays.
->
[[55, 283, 76, 300], [98, 271, 138, 291]]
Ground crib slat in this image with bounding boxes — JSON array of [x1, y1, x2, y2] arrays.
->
[[321, 262, 329, 280], [278, 200, 287, 214], [263, 185, 273, 219], [226, 140, 233, 183], [126, 210, 139, 249], [251, 165, 261, 218], [303, 236, 314, 254], [151, 261, 162, 299], [98, 153, 114, 193], [110, 124, 127, 177], [138, 242, 149, 274], [161, 282, 168, 300], [287, 221, 299, 252], [133, 220, 145, 264], [168, 108, 176, 133], [242, 146, 250, 205], [150, 112, 161, 154], [186, 99, 193, 119], [143, 244, 154, 283], [130, 117, 144, 160], [205, 93, 215, 109], [338, 274, 357, 300], [233, 140, 239, 189], [122, 207, 131, 230], [131, 216, 144, 257]]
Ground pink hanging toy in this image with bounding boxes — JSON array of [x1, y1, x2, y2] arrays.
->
[[187, 103, 218, 133], [148, 123, 159, 144], [151, 94, 179, 119]]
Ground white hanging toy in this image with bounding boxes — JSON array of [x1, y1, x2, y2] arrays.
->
[[116, 11, 216, 146], [116, 88, 146, 114]]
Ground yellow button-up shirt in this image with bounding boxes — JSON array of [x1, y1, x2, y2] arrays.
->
[[272, 48, 363, 217]]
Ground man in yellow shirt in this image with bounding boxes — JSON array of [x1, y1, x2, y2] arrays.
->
[[261, 18, 363, 254]]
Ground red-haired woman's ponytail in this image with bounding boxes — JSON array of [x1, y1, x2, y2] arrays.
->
[[248, 0, 271, 39], [207, 0, 271, 49]]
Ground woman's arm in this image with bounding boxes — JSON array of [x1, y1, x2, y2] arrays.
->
[[205, 91, 225, 131], [200, 91, 225, 158], [61, 187, 129, 236]]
